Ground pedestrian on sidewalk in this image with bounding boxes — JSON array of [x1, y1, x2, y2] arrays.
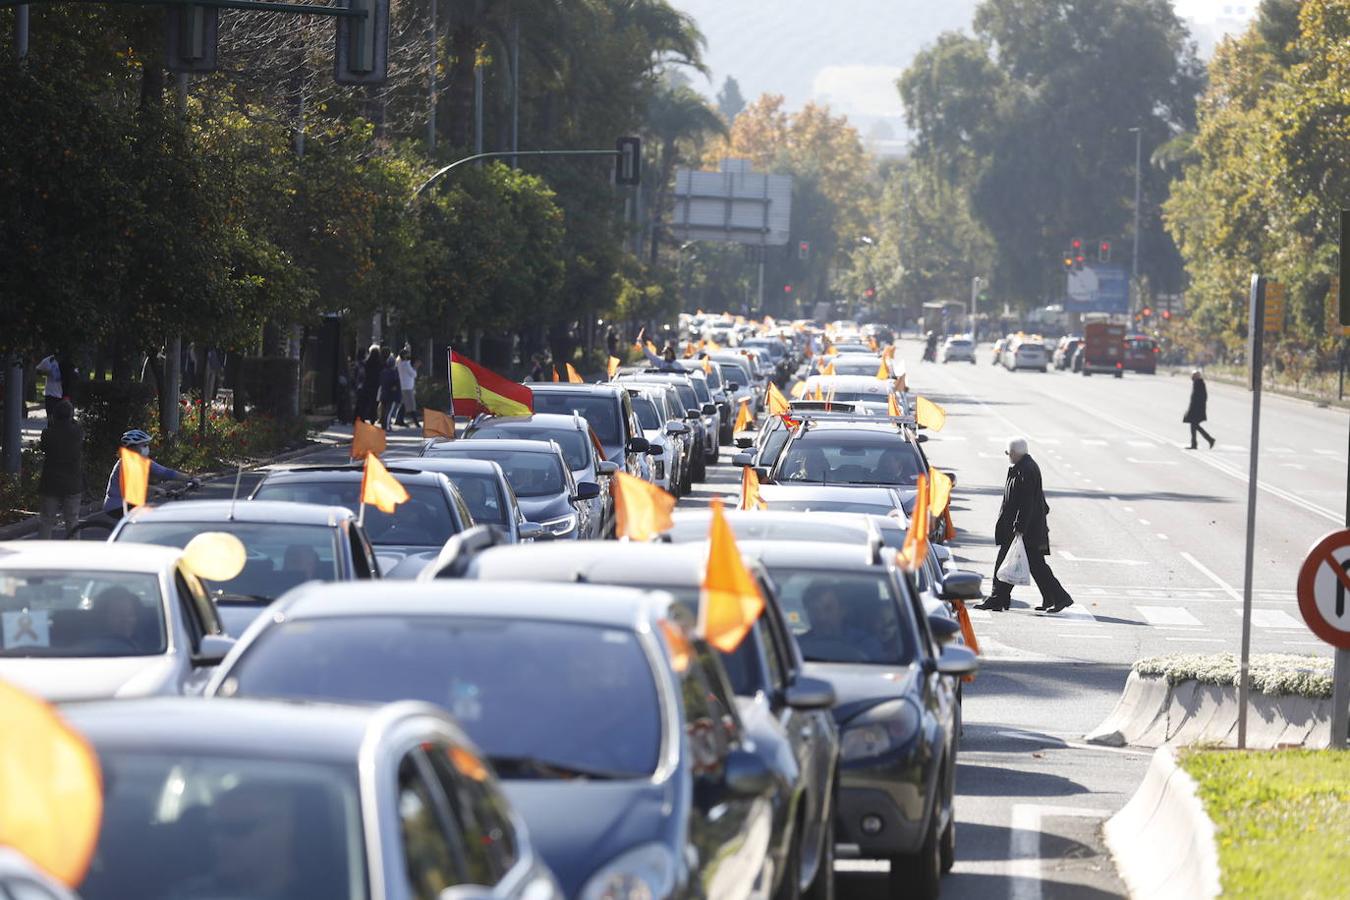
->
[[359, 345, 383, 422], [35, 352, 64, 416], [37, 400, 84, 539], [1183, 369, 1215, 449], [396, 354, 421, 429], [978, 437, 1075, 613], [378, 353, 400, 429]]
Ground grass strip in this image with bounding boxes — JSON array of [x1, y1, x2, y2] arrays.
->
[[1179, 749, 1350, 899]]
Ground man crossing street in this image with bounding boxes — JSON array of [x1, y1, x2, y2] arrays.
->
[[977, 437, 1074, 613]]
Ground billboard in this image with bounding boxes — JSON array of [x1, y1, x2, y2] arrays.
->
[[671, 159, 792, 247], [1066, 264, 1129, 313]]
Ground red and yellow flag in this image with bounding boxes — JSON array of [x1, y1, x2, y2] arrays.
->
[[733, 399, 752, 433], [566, 363, 584, 384], [611, 471, 676, 541], [740, 465, 767, 511], [118, 447, 150, 508], [607, 356, 621, 379], [0, 680, 103, 887], [450, 350, 534, 417], [423, 408, 455, 441], [700, 498, 765, 652], [766, 383, 791, 416], [351, 417, 388, 460], [915, 396, 946, 432], [897, 473, 930, 571], [360, 453, 410, 514]]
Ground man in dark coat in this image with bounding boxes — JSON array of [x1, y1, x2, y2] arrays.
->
[[977, 438, 1075, 613], [1184, 369, 1215, 449], [37, 399, 84, 538]]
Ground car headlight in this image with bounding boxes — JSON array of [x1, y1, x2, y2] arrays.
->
[[839, 700, 922, 761], [540, 513, 578, 536], [580, 842, 677, 900]]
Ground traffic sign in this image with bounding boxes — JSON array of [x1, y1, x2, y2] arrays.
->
[[1295, 530, 1350, 649]]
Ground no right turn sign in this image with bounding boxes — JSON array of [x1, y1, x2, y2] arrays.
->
[[1296, 530, 1350, 650]]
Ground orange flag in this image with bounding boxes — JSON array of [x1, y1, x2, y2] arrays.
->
[[552, 366, 561, 382], [566, 363, 584, 384], [699, 498, 765, 652], [611, 471, 676, 541], [875, 359, 890, 380], [915, 396, 947, 432], [607, 356, 621, 379], [683, 344, 696, 358], [953, 600, 981, 657], [790, 381, 808, 400], [733, 399, 752, 433], [423, 408, 455, 441], [868, 335, 879, 351], [0, 681, 103, 887], [942, 507, 957, 542], [766, 382, 790, 416], [360, 453, 410, 514], [930, 468, 954, 516], [813, 383, 824, 401], [351, 417, 387, 460], [818, 360, 836, 376], [897, 474, 930, 571], [740, 465, 767, 511], [702, 357, 713, 375], [888, 392, 902, 418], [118, 447, 150, 508]]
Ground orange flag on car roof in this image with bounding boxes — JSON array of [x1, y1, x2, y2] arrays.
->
[[700, 498, 765, 652], [566, 363, 584, 384], [607, 356, 621, 379], [552, 366, 561, 382], [818, 360, 836, 376], [351, 417, 387, 460], [875, 359, 890, 380], [733, 399, 752, 433], [740, 465, 767, 511], [118, 446, 150, 508], [423, 408, 455, 441], [897, 473, 930, 571], [929, 468, 954, 516], [0, 680, 103, 887], [360, 452, 410, 514], [887, 392, 902, 418], [450, 350, 534, 417], [766, 383, 791, 416], [915, 396, 947, 432], [611, 471, 676, 541], [790, 381, 808, 400]]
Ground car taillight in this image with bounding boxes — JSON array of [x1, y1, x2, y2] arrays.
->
[[1153, 347, 1160, 354], [1116, 361, 1123, 368]]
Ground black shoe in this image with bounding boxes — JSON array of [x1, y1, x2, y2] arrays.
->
[[975, 598, 1009, 612], [1034, 601, 1053, 611], [1207, 437, 1216, 449], [1046, 598, 1075, 614], [1185, 444, 1197, 450]]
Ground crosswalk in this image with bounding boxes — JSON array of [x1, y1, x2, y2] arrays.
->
[[960, 431, 1341, 459]]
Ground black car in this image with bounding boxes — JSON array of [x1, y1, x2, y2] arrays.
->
[[766, 419, 928, 498], [373, 455, 542, 543], [207, 580, 779, 900], [735, 541, 977, 900], [452, 541, 842, 900], [248, 465, 473, 578], [526, 383, 651, 480]]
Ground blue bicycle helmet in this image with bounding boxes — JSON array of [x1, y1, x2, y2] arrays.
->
[[120, 429, 152, 447]]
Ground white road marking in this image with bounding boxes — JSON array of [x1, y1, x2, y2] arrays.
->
[[1239, 609, 1306, 630], [1136, 606, 1203, 627], [1138, 519, 1150, 525], [1156, 533, 1169, 541], [1122, 506, 1134, 512], [1313, 449, 1339, 455], [1181, 552, 1244, 602], [1127, 440, 1155, 448], [1010, 804, 1111, 900], [1126, 457, 1179, 465], [1054, 632, 1111, 638], [1053, 606, 1098, 624], [1058, 550, 1146, 565], [1278, 463, 1307, 470], [1081, 439, 1107, 446], [1167, 637, 1227, 643], [967, 608, 992, 621]]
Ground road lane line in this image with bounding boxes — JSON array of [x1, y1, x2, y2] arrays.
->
[[1138, 519, 1150, 525], [1125, 457, 1178, 465], [1059, 550, 1146, 565], [1136, 606, 1203, 627], [1167, 637, 1227, 642], [1010, 804, 1111, 900], [1181, 552, 1243, 602], [1156, 533, 1169, 541], [1237, 609, 1306, 629], [1127, 440, 1155, 447]]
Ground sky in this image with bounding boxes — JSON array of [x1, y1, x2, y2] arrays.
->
[[670, 0, 1259, 155]]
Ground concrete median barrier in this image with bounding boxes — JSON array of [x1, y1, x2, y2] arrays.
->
[[1103, 746, 1220, 900]]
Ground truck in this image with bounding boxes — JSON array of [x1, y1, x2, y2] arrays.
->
[[1080, 320, 1126, 377]]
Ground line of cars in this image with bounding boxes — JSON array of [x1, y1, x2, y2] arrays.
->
[[1, 323, 979, 899]]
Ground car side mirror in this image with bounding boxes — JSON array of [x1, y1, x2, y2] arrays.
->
[[732, 451, 756, 468], [645, 444, 663, 456], [701, 403, 717, 416], [518, 522, 546, 541], [597, 460, 619, 476], [723, 748, 775, 797], [192, 634, 235, 668], [752, 466, 772, 484], [927, 614, 962, 645], [939, 570, 983, 601], [726, 382, 740, 392], [572, 481, 601, 502], [935, 644, 979, 677], [684, 411, 701, 421], [784, 676, 835, 711], [627, 437, 651, 453], [665, 422, 689, 436], [734, 436, 754, 449], [916, 434, 929, 443]]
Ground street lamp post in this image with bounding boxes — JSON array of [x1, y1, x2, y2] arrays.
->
[[970, 275, 984, 342], [1129, 126, 1143, 312]]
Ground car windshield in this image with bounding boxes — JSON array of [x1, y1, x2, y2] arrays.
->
[[78, 752, 363, 900], [248, 481, 455, 548], [632, 396, 662, 430], [833, 361, 882, 376], [762, 498, 899, 516], [0, 571, 166, 658], [769, 569, 915, 666], [718, 362, 751, 387], [469, 425, 588, 470], [427, 449, 566, 497], [647, 586, 762, 697], [665, 518, 870, 546], [530, 393, 621, 446], [778, 435, 924, 486], [115, 522, 339, 603], [443, 472, 507, 526], [699, 365, 723, 390], [225, 616, 662, 778]]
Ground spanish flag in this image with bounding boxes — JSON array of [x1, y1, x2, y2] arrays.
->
[[700, 498, 764, 652], [118, 447, 150, 508], [361, 453, 410, 514], [450, 350, 534, 417]]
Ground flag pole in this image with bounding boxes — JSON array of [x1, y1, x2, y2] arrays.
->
[[446, 344, 456, 439]]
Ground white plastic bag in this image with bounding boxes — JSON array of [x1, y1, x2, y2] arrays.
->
[[996, 535, 1032, 585]]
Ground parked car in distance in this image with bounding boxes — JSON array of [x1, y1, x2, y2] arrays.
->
[[1053, 335, 1083, 370], [627, 387, 690, 495]]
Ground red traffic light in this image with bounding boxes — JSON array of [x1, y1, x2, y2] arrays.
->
[[1071, 238, 1083, 251], [1161, 309, 1171, 320], [864, 288, 875, 298], [1142, 307, 1152, 317], [1098, 240, 1111, 262], [784, 284, 793, 293]]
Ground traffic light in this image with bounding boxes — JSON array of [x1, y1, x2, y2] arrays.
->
[[784, 284, 793, 294], [1070, 238, 1086, 270], [798, 240, 810, 260], [1098, 240, 1111, 262], [1141, 307, 1153, 318], [335, 0, 390, 85], [615, 136, 642, 186], [1161, 310, 1171, 321], [1062, 255, 1075, 272], [164, 5, 219, 73], [864, 288, 875, 298]]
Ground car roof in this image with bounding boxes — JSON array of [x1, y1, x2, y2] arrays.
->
[[468, 542, 723, 589], [273, 579, 675, 629], [383, 456, 507, 479], [257, 466, 452, 487], [756, 483, 905, 504], [792, 419, 909, 439], [121, 499, 355, 526], [0, 540, 182, 571], [669, 508, 901, 533], [62, 696, 442, 763], [466, 413, 586, 432], [735, 539, 887, 570], [528, 383, 624, 398], [801, 375, 894, 393], [424, 438, 564, 457], [832, 352, 882, 363]]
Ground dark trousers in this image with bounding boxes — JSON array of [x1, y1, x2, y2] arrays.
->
[[990, 538, 1073, 608], [1189, 422, 1213, 447]]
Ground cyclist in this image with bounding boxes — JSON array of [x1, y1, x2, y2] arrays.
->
[[102, 429, 197, 513]]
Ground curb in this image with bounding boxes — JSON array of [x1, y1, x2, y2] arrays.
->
[[1103, 746, 1220, 900], [1085, 670, 1331, 749]]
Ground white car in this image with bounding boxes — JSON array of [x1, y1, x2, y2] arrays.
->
[[1001, 337, 1049, 372], [940, 335, 977, 364], [626, 386, 690, 494], [0, 848, 81, 900], [0, 542, 235, 702]]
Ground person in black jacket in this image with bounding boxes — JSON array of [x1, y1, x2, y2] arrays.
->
[[359, 345, 383, 422], [37, 399, 84, 538], [977, 438, 1075, 613], [1183, 369, 1215, 449]]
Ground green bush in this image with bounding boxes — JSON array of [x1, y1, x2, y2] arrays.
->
[[239, 357, 300, 418], [75, 380, 155, 468], [1134, 653, 1333, 698]]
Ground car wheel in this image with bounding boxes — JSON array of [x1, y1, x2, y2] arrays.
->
[[774, 829, 802, 900], [803, 822, 835, 900], [940, 814, 956, 874], [889, 811, 941, 899], [693, 454, 707, 482]]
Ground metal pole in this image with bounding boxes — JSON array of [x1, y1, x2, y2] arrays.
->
[[1130, 127, 1142, 311], [510, 18, 519, 168], [1237, 273, 1265, 749], [426, 0, 436, 150], [757, 254, 765, 316], [473, 62, 483, 157], [14, 4, 27, 60], [2, 355, 22, 474], [970, 276, 981, 342]]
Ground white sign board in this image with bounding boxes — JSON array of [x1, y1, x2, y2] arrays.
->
[[671, 159, 792, 247]]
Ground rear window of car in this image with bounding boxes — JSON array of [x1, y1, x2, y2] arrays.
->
[[467, 425, 588, 471], [530, 393, 621, 446], [717, 362, 750, 386], [442, 472, 507, 526], [425, 449, 566, 498], [250, 481, 456, 547]]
